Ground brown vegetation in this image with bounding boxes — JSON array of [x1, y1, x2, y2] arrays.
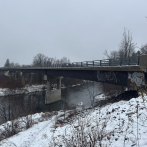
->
[[0, 75, 23, 89]]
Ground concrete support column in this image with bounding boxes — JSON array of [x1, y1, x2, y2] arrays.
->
[[14, 71, 17, 80], [47, 80, 51, 91], [44, 75, 62, 104], [8, 71, 12, 79], [57, 77, 61, 89], [21, 72, 25, 86], [29, 73, 33, 85]]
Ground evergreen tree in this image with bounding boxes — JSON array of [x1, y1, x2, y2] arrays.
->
[[4, 59, 10, 67]]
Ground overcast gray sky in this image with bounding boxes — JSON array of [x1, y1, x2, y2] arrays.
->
[[0, 0, 147, 67]]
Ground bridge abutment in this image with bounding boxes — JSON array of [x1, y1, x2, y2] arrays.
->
[[44, 75, 62, 104]]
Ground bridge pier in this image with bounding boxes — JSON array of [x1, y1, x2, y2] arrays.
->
[[8, 71, 12, 79], [44, 75, 62, 104], [14, 71, 18, 80], [21, 72, 25, 86], [29, 73, 33, 85]]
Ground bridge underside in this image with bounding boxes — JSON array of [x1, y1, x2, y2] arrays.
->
[[1, 67, 147, 87], [16, 69, 127, 86], [16, 69, 146, 87], [1, 67, 147, 104], [46, 70, 128, 86]]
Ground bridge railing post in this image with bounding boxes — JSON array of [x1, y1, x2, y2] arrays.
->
[[93, 61, 94, 67], [86, 61, 88, 67], [128, 57, 130, 65], [137, 56, 140, 65], [100, 60, 101, 66], [81, 62, 82, 67], [109, 59, 111, 66]]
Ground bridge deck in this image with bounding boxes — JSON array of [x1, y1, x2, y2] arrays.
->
[[0, 65, 142, 72]]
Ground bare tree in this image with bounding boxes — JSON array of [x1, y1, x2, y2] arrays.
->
[[104, 50, 118, 59], [140, 43, 147, 55], [32, 53, 46, 67], [103, 50, 110, 59], [13, 63, 21, 68], [59, 56, 70, 64], [118, 28, 136, 58], [32, 53, 70, 67], [104, 28, 136, 59]]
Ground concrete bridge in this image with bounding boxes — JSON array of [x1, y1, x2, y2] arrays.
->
[[0, 55, 147, 104]]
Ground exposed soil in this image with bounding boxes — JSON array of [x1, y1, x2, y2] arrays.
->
[[95, 90, 138, 107]]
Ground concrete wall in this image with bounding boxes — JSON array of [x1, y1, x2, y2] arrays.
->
[[45, 89, 61, 104], [139, 55, 147, 72], [128, 72, 145, 87], [45, 76, 62, 104]]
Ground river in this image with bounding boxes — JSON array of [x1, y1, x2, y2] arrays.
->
[[0, 82, 102, 123]]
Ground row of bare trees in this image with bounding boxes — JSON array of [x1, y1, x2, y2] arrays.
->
[[32, 54, 70, 67], [104, 28, 146, 59], [4, 54, 71, 68], [3, 54, 71, 85]]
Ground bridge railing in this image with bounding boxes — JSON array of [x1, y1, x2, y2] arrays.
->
[[13, 56, 139, 68], [70, 56, 139, 67]]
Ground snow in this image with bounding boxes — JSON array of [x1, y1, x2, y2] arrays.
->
[[95, 93, 106, 100], [1, 94, 147, 146], [77, 102, 83, 106], [0, 84, 46, 96], [0, 83, 82, 96]]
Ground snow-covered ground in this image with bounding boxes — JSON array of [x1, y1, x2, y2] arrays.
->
[[1, 93, 147, 146], [0, 85, 46, 96], [95, 93, 106, 100], [0, 83, 82, 96]]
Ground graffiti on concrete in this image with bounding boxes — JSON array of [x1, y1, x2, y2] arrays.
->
[[106, 71, 117, 82], [128, 72, 145, 86], [97, 71, 127, 86], [97, 71, 117, 82]]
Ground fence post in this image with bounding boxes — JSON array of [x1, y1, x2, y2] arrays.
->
[[81, 62, 82, 67], [93, 61, 94, 67], [100, 60, 101, 66], [86, 61, 88, 67], [137, 56, 140, 65]]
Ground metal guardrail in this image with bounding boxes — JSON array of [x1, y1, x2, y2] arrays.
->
[[69, 56, 139, 68], [27, 56, 139, 68], [4, 56, 139, 69]]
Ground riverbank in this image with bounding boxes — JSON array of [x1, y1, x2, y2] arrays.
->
[[0, 83, 83, 97], [0, 84, 46, 96], [0, 93, 147, 147]]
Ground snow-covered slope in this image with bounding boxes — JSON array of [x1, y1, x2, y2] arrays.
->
[[1, 94, 147, 147]]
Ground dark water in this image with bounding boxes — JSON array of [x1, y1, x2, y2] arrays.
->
[[0, 82, 102, 123]]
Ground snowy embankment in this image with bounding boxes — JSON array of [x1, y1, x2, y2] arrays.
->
[[1, 93, 147, 147], [0, 85, 46, 96], [0, 84, 81, 96]]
